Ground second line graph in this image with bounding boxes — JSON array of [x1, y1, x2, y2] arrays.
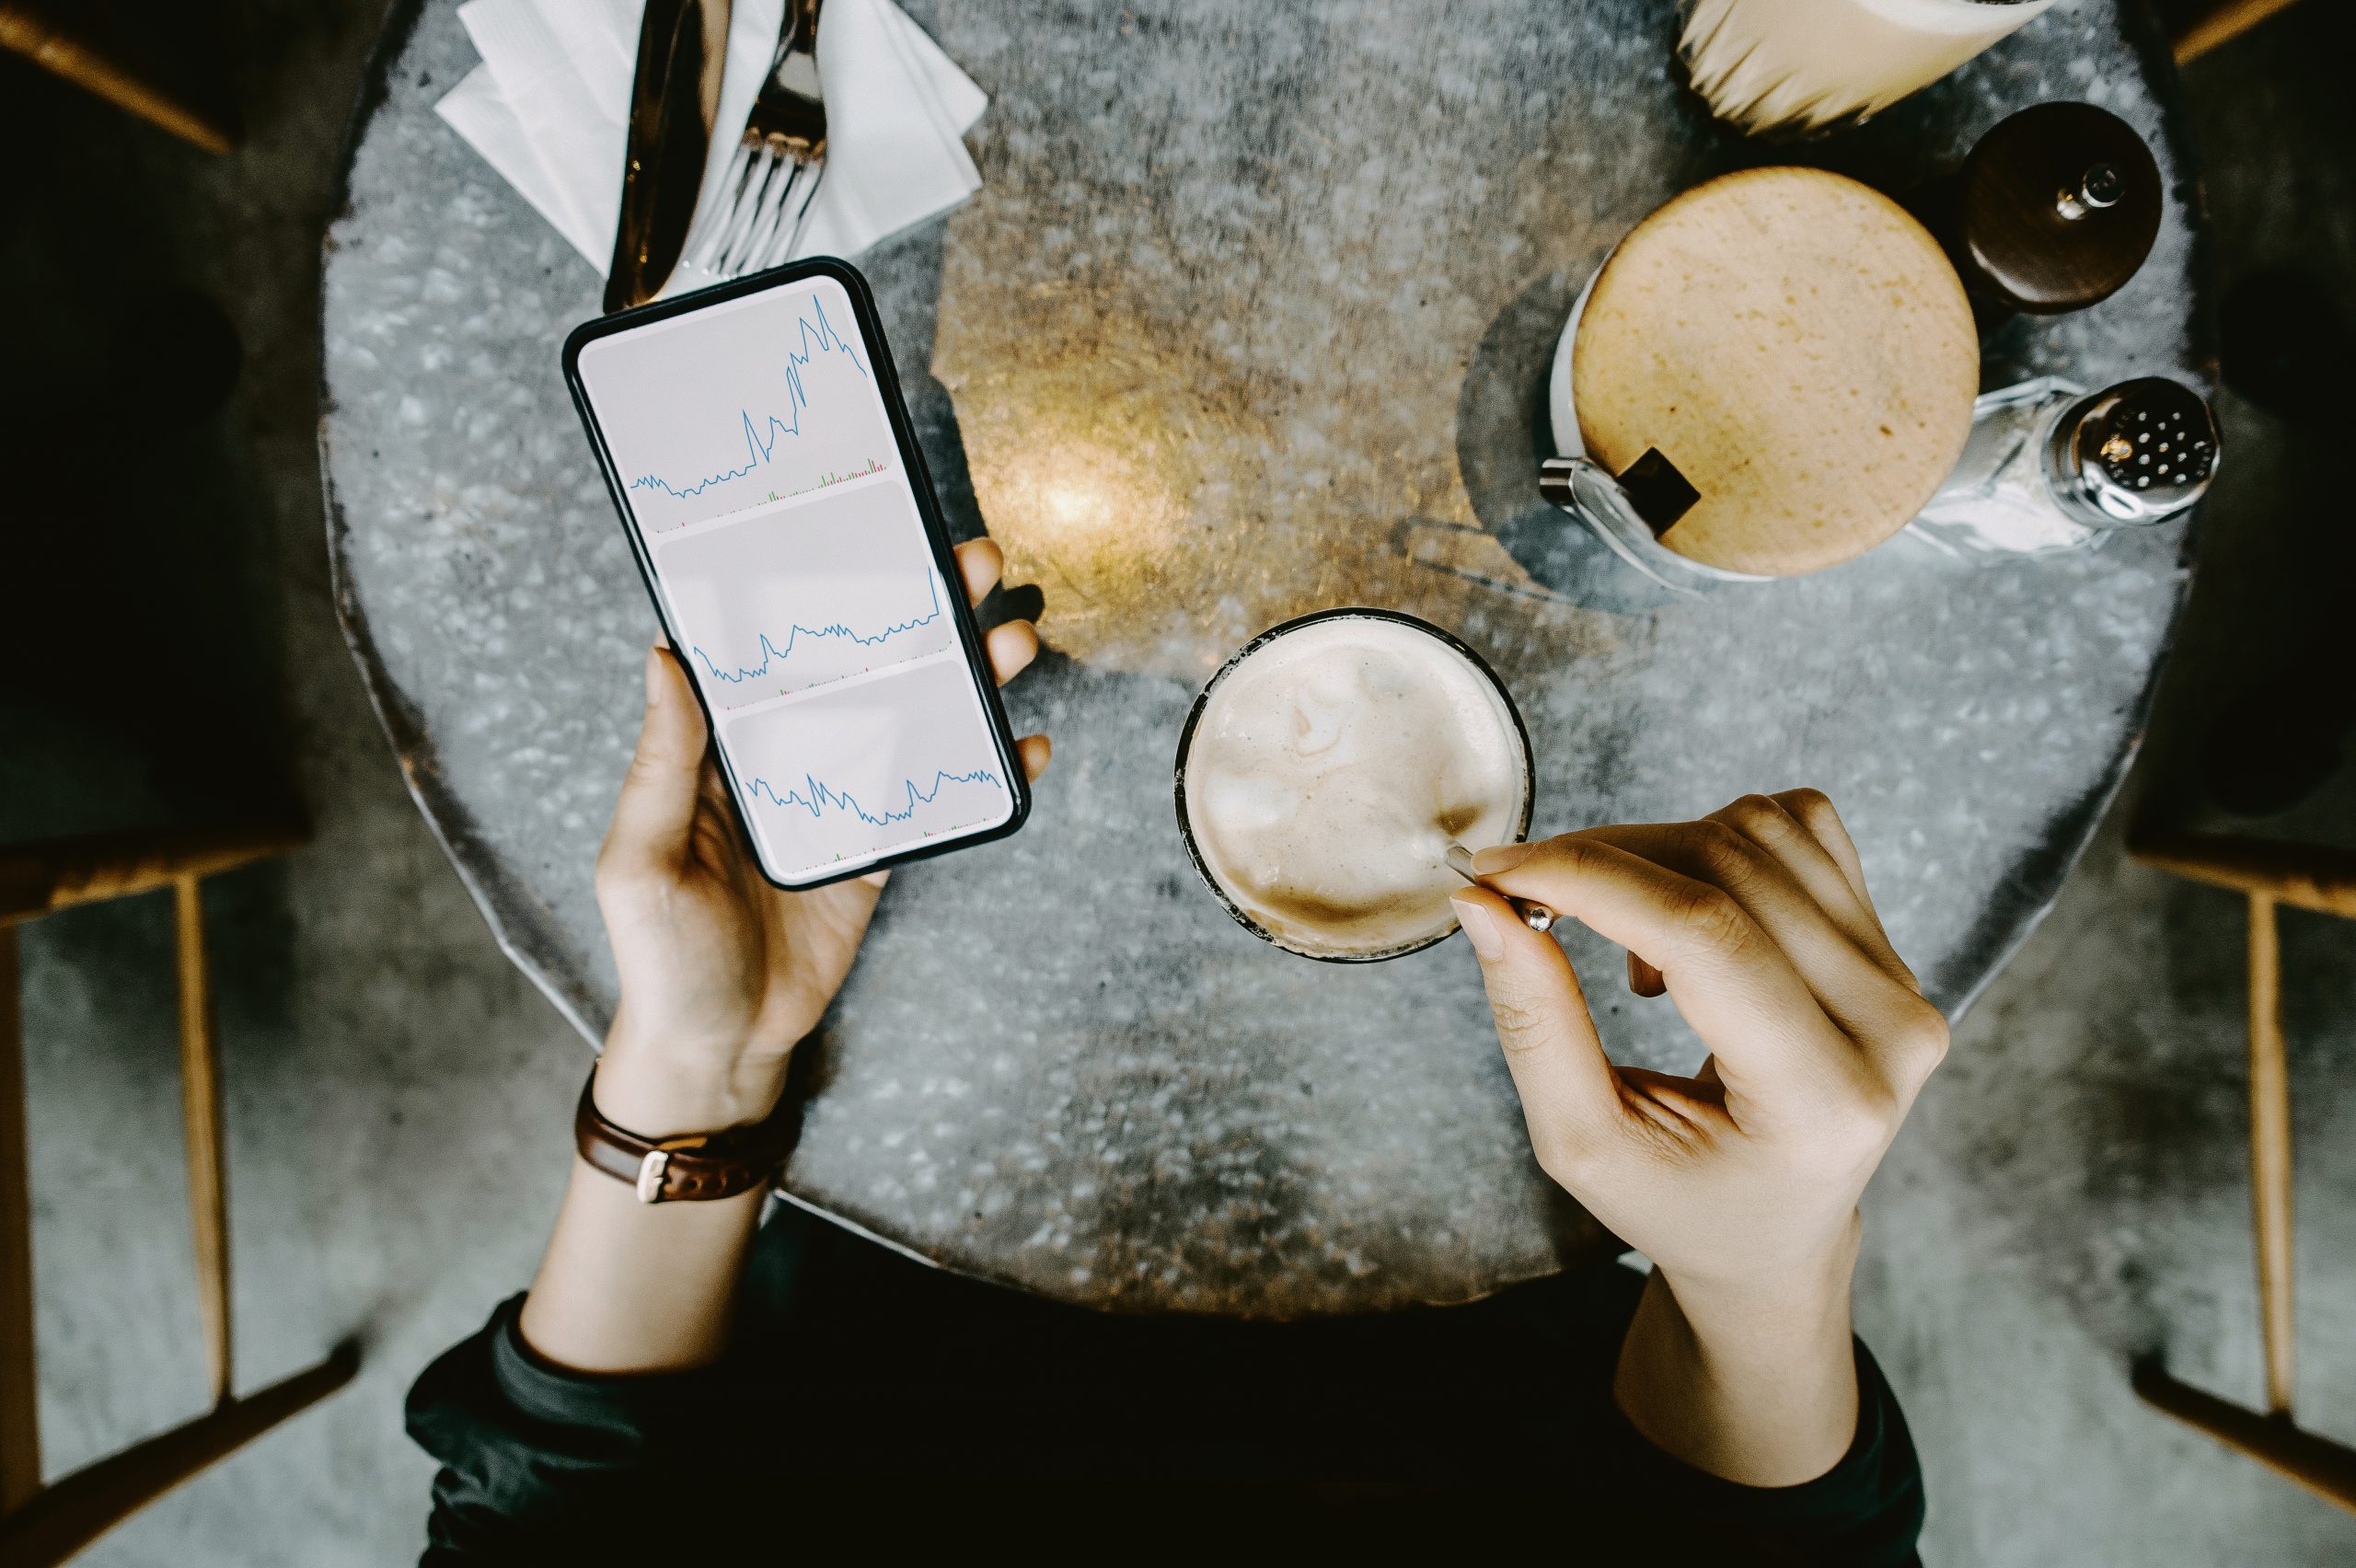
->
[[690, 571, 944, 698], [654, 479, 957, 707]]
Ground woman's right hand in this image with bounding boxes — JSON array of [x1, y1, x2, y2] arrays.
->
[[1450, 790, 1946, 1484], [1448, 789, 1947, 1311]]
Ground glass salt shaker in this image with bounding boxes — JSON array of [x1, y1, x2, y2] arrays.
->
[[1909, 375, 2220, 559]]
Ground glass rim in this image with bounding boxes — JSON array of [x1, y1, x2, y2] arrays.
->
[[1171, 606, 1538, 964]]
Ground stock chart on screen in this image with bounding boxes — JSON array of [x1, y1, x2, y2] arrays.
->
[[576, 275, 1012, 878]]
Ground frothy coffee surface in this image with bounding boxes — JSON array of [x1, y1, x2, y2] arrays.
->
[[1183, 617, 1528, 958]]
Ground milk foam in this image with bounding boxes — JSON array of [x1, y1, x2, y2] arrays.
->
[[1183, 616, 1528, 958]]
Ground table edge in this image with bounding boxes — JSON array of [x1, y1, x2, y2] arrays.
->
[[313, 0, 2216, 1312]]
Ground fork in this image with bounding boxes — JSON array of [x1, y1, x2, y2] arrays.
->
[[684, 0, 828, 277]]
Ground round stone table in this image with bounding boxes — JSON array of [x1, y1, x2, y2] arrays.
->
[[323, 0, 2205, 1315]]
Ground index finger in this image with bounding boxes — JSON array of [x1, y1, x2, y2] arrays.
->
[[953, 538, 1004, 606], [1470, 836, 1861, 1114], [1699, 796, 1914, 991], [1765, 789, 1912, 990]]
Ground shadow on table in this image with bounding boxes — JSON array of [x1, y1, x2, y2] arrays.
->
[[1444, 266, 1680, 618], [865, 220, 1045, 629]]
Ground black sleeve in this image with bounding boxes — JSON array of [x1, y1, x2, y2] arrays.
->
[[1594, 1335, 1926, 1568], [406, 1262, 1924, 1562], [404, 1296, 773, 1563]]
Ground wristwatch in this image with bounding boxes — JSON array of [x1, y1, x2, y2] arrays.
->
[[572, 1067, 798, 1203]]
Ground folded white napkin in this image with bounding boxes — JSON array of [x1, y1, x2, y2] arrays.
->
[[436, 0, 986, 290]]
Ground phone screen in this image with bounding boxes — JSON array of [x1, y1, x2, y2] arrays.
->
[[569, 266, 1023, 887]]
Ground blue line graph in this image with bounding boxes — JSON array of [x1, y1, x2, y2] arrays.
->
[[714, 622, 1006, 873], [690, 571, 942, 689], [745, 766, 1006, 829], [625, 295, 876, 506]]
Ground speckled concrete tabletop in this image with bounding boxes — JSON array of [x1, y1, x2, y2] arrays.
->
[[322, 0, 2205, 1315]]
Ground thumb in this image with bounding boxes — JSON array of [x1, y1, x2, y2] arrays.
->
[[600, 645, 710, 882], [1451, 889, 1623, 1173]]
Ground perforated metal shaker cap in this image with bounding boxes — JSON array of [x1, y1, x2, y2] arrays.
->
[[2044, 376, 2219, 527]]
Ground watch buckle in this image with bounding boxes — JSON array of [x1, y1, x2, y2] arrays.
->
[[635, 1149, 671, 1204]]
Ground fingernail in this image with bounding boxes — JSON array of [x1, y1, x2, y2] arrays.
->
[[1451, 894, 1504, 961], [1471, 842, 1533, 876], [644, 645, 664, 704]]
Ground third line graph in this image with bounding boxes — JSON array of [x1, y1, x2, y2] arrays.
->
[[745, 765, 1007, 829], [721, 657, 1012, 874]]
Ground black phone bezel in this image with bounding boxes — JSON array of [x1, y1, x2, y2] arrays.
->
[[561, 257, 1032, 892]]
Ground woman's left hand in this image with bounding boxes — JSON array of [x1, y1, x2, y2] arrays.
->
[[592, 538, 1050, 1137]]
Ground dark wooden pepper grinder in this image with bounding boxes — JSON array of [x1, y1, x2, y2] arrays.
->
[[1915, 101, 2163, 322]]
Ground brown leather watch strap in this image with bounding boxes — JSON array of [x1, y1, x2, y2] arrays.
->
[[573, 1068, 796, 1203]]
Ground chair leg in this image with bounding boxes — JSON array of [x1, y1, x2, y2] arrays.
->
[[2128, 891, 2353, 1516], [0, 4, 236, 155], [0, 923, 38, 1516], [2130, 830, 2356, 919], [2247, 894, 2295, 1417], [0, 823, 306, 927], [2133, 1361, 2356, 1512], [2176, 0, 2314, 63], [0, 1343, 358, 1568], [174, 879, 231, 1408]]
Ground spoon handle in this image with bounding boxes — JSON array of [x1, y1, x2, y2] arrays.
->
[[1445, 844, 1557, 934]]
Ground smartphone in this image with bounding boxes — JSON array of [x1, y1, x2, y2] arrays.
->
[[563, 259, 1029, 890]]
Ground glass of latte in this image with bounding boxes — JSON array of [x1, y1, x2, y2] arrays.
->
[[1173, 609, 1535, 962]]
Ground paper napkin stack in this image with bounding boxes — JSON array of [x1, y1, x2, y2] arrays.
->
[[437, 0, 987, 288]]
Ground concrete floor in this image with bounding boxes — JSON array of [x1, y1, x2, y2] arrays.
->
[[4, 2, 2353, 1562]]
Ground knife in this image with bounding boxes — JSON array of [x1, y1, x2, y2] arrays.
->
[[605, 0, 733, 313]]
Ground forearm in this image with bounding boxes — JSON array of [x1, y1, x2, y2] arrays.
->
[[1612, 1220, 1863, 1487], [518, 1159, 765, 1373], [516, 1050, 776, 1374]]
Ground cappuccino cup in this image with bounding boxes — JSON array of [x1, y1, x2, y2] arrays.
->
[[1173, 609, 1534, 963]]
